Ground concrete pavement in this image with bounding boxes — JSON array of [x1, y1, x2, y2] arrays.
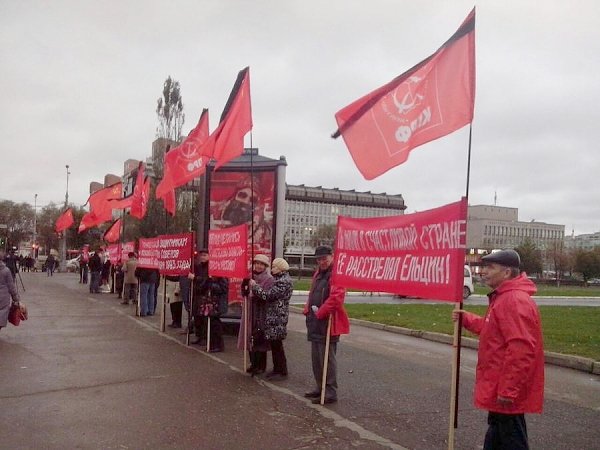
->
[[2, 272, 599, 449]]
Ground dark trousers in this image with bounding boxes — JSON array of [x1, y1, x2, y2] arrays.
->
[[249, 351, 267, 372], [311, 341, 338, 399], [484, 412, 529, 450], [195, 316, 224, 350], [270, 339, 287, 375], [170, 301, 182, 325]]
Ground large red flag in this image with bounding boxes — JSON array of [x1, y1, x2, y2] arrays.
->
[[333, 8, 475, 180], [78, 183, 122, 232], [155, 110, 210, 208], [161, 189, 176, 216], [55, 208, 74, 233], [103, 218, 122, 243], [210, 67, 253, 169], [130, 165, 150, 220]]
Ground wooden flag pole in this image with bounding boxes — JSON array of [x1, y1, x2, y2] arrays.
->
[[448, 123, 473, 449], [320, 315, 333, 405], [136, 279, 140, 316], [243, 293, 248, 371], [160, 276, 167, 332], [186, 279, 194, 346], [206, 316, 211, 352]]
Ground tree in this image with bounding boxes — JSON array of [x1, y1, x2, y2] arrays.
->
[[574, 248, 600, 283], [310, 224, 336, 248], [546, 240, 570, 285], [0, 200, 34, 248], [514, 238, 543, 276], [156, 76, 185, 142]]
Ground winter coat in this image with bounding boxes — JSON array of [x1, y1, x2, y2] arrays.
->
[[252, 271, 293, 341], [135, 267, 158, 284], [237, 269, 274, 350], [123, 258, 138, 284], [88, 253, 103, 272], [304, 265, 350, 342], [191, 262, 229, 317], [0, 262, 20, 327], [462, 273, 544, 414]]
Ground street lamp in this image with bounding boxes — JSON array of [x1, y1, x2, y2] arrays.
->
[[60, 165, 70, 271], [33, 194, 37, 257], [300, 226, 313, 272]]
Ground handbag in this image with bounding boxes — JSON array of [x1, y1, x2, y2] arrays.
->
[[9, 303, 27, 326]]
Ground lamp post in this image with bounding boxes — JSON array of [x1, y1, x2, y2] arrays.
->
[[60, 165, 70, 271], [33, 194, 38, 257]]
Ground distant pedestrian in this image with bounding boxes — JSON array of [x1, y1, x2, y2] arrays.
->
[[303, 245, 349, 404], [135, 266, 158, 316], [452, 249, 544, 450], [88, 249, 103, 294], [121, 252, 138, 304], [250, 258, 293, 381], [46, 254, 56, 277], [0, 249, 20, 331]]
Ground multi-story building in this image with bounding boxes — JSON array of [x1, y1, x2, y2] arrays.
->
[[284, 184, 406, 267], [564, 231, 600, 250], [467, 204, 565, 251]]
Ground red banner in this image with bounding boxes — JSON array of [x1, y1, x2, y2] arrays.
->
[[106, 241, 135, 264], [157, 232, 193, 275], [208, 224, 248, 278], [137, 237, 160, 269], [332, 198, 468, 302], [55, 208, 74, 233]]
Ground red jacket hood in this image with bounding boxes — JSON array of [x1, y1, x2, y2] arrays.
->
[[493, 273, 537, 297]]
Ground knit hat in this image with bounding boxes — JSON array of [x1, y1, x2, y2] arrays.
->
[[253, 254, 270, 266], [271, 258, 289, 275]]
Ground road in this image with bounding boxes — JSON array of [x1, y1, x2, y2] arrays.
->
[[1, 272, 599, 449]]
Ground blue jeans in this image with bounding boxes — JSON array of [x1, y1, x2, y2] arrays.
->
[[139, 282, 155, 316], [90, 271, 101, 293]]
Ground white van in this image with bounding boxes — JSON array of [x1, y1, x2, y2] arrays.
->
[[463, 265, 474, 299]]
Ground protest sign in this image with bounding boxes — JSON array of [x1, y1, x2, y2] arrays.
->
[[208, 224, 248, 278]]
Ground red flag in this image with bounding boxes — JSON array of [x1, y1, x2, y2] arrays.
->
[[161, 188, 176, 216], [78, 183, 122, 232], [156, 110, 210, 207], [103, 218, 122, 243], [210, 67, 253, 169], [333, 8, 475, 180], [55, 208, 74, 233], [130, 164, 150, 220]]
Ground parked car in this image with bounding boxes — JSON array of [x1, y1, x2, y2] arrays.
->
[[463, 265, 474, 299], [34, 255, 61, 272], [66, 255, 81, 272]]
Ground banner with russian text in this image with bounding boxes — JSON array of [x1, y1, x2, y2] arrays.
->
[[137, 237, 160, 269], [332, 198, 467, 302], [208, 224, 248, 278], [106, 241, 136, 264], [157, 232, 193, 275]]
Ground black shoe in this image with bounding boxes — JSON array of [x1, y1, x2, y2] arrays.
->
[[192, 338, 206, 345], [246, 366, 257, 374], [312, 397, 337, 404], [168, 322, 182, 328], [208, 347, 224, 353], [120, 301, 129, 305], [266, 372, 288, 381], [304, 390, 321, 399]]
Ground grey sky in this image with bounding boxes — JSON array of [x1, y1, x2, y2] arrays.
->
[[1, 1, 598, 234]]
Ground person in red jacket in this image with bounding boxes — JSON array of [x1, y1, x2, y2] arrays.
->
[[303, 245, 350, 404], [453, 249, 544, 450]]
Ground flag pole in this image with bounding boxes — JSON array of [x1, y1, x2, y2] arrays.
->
[[320, 315, 333, 405], [448, 123, 472, 450]]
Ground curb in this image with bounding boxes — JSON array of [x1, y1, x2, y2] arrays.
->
[[289, 307, 599, 375]]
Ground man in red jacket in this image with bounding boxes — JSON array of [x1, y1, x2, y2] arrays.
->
[[303, 245, 350, 404], [453, 249, 544, 450]]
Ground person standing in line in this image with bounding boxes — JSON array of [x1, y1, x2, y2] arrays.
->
[[238, 254, 274, 375], [452, 249, 544, 450], [121, 252, 138, 305], [80, 249, 89, 284], [135, 265, 157, 317], [303, 245, 349, 404], [250, 258, 292, 380], [5, 248, 19, 280], [114, 260, 124, 299], [88, 249, 103, 294], [188, 249, 229, 352], [46, 254, 56, 277], [0, 249, 20, 331]]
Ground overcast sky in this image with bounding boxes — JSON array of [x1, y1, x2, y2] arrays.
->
[[1, 1, 598, 235]]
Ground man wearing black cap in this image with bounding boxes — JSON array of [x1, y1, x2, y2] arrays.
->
[[303, 245, 349, 404], [452, 249, 544, 450]]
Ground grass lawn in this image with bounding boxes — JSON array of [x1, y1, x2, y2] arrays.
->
[[343, 304, 600, 361]]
